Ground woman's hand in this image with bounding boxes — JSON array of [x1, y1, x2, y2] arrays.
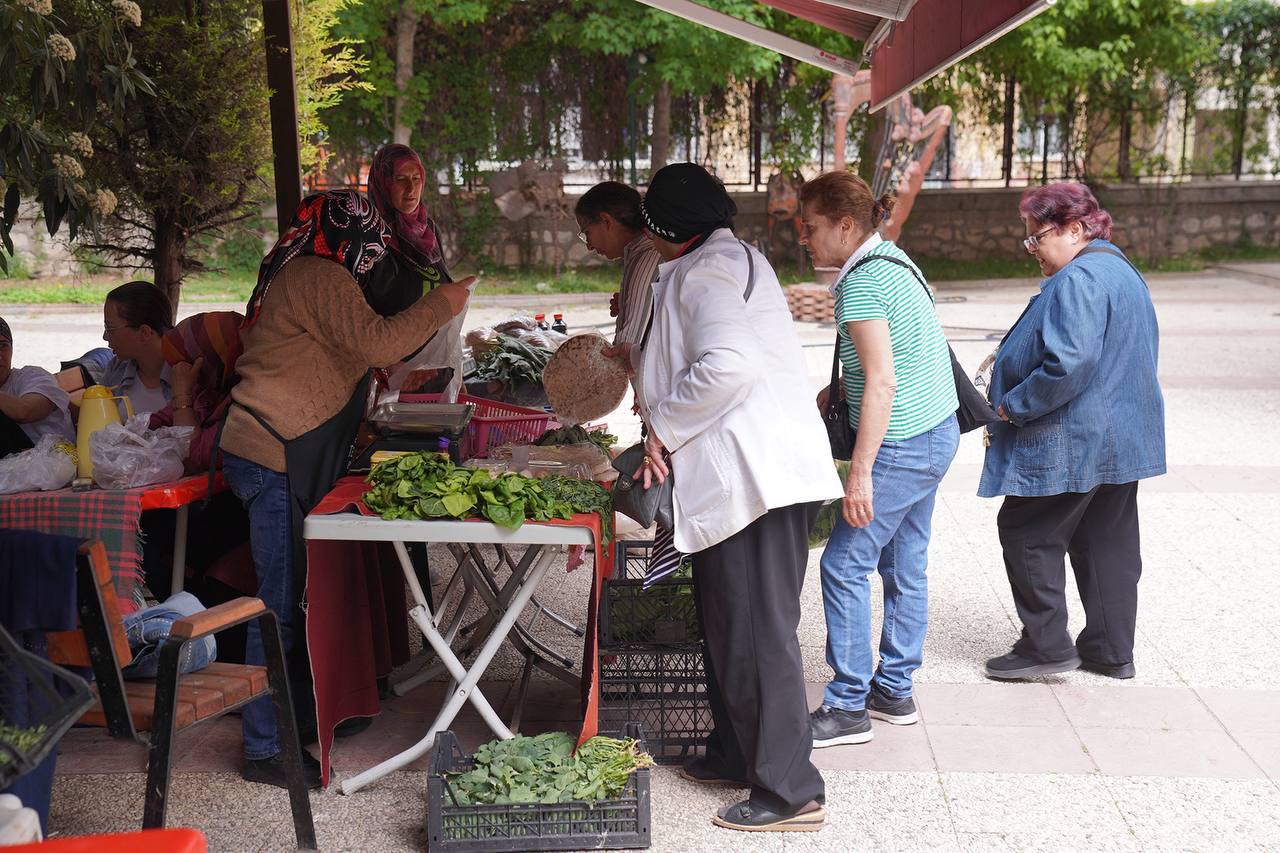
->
[[171, 357, 203, 399], [437, 277, 475, 315], [603, 342, 637, 378], [997, 405, 1010, 423], [634, 429, 669, 490], [842, 466, 874, 528], [609, 291, 621, 318]]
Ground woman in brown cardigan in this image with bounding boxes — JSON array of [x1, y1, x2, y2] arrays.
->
[[223, 190, 472, 789]]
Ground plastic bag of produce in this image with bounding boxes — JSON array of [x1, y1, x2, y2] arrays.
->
[[0, 435, 78, 495], [89, 415, 192, 490]]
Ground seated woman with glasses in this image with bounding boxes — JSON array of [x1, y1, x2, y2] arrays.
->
[[98, 280, 176, 416], [574, 181, 661, 350]]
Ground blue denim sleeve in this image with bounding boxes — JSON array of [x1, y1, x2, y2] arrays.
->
[[999, 268, 1107, 425]]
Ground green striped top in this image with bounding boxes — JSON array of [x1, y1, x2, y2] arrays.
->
[[834, 241, 958, 441]]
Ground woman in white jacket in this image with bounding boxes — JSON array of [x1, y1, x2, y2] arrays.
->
[[610, 163, 842, 833]]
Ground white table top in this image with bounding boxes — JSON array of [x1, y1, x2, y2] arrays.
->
[[303, 512, 596, 547]]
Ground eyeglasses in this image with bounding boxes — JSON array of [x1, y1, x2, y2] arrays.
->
[[1023, 226, 1056, 253], [103, 323, 136, 335]]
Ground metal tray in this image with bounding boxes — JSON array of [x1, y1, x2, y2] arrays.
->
[[368, 401, 475, 433]]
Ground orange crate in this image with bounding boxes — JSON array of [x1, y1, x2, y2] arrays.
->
[[401, 393, 551, 459]]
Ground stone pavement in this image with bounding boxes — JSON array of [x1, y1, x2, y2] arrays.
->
[[18, 261, 1280, 850]]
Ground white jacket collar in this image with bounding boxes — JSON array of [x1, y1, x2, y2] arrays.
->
[[655, 228, 737, 279], [829, 232, 883, 295]]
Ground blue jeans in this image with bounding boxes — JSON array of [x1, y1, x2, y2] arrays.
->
[[120, 592, 217, 679], [222, 452, 294, 760], [821, 415, 959, 711]]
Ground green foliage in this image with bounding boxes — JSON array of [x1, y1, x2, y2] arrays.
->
[[445, 732, 651, 806], [0, 722, 47, 764], [0, 0, 155, 272], [0, 249, 31, 280], [290, 0, 372, 178], [474, 334, 553, 387]]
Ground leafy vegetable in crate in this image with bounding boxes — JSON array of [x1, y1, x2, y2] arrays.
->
[[0, 723, 47, 766], [445, 731, 652, 805], [536, 424, 618, 455], [472, 334, 553, 387]]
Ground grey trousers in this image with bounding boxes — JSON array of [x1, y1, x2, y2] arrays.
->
[[692, 501, 824, 814]]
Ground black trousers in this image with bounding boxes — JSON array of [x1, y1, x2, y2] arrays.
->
[[0, 413, 34, 458], [997, 482, 1142, 665], [692, 501, 824, 814]]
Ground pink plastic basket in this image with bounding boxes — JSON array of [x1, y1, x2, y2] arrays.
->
[[400, 393, 551, 460]]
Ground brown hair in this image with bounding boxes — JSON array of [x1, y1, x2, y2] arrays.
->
[[106, 280, 174, 333], [798, 171, 896, 231]]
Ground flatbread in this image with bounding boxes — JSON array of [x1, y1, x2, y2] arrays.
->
[[542, 333, 629, 426]]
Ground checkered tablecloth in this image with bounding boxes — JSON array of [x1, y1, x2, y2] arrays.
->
[[0, 474, 225, 614]]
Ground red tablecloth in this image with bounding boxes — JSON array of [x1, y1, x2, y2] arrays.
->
[[305, 476, 614, 787], [0, 473, 227, 614]]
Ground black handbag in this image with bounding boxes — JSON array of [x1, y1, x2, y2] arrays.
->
[[823, 340, 855, 460], [838, 254, 1000, 435], [611, 441, 675, 529]]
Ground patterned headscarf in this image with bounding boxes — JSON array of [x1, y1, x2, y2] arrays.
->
[[368, 144, 442, 272], [243, 190, 400, 328], [161, 311, 243, 396]]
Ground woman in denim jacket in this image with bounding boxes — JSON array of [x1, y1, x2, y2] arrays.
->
[[982, 183, 1165, 681]]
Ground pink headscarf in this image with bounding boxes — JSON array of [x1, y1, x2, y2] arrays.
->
[[369, 143, 442, 273]]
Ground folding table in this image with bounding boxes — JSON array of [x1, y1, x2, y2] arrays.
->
[[300, 512, 596, 795]]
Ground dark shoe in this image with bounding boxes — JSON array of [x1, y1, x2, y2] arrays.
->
[[712, 799, 826, 832], [984, 651, 1081, 680], [243, 749, 322, 790], [678, 756, 748, 787], [298, 715, 373, 747], [1080, 659, 1136, 679], [810, 705, 872, 747], [867, 683, 918, 725]]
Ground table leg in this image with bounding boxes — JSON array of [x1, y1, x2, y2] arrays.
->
[[340, 544, 559, 795], [170, 504, 189, 595]]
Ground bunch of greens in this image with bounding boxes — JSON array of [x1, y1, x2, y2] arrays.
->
[[474, 334, 553, 387], [365, 452, 572, 528], [0, 723, 47, 765], [445, 732, 652, 806], [536, 425, 618, 455], [539, 475, 613, 543], [809, 460, 852, 548]]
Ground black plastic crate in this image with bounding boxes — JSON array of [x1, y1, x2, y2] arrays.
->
[[613, 538, 692, 580], [601, 577, 699, 646], [426, 725, 651, 852], [599, 646, 711, 766]]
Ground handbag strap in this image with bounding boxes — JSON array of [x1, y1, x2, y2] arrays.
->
[[639, 239, 756, 351], [1076, 244, 1148, 288], [827, 251, 930, 407]]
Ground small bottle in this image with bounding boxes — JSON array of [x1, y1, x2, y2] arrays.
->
[[534, 313, 549, 331], [551, 313, 568, 334]]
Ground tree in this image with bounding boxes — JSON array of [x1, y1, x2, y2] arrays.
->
[[0, 0, 154, 272], [291, 0, 372, 180], [77, 0, 272, 311]]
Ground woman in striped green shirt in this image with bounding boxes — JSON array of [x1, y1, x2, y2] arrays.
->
[[798, 172, 959, 749]]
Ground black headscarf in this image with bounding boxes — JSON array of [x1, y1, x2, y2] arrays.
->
[[0, 317, 11, 343], [243, 190, 419, 328], [640, 163, 737, 247]]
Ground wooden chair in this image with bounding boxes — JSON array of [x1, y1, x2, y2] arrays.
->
[[51, 542, 316, 848]]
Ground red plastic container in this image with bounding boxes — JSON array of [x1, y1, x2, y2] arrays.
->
[[400, 393, 551, 459]]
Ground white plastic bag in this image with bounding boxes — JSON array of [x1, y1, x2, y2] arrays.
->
[[0, 434, 78, 495], [89, 415, 192, 490]]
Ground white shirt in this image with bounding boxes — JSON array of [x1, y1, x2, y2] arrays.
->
[[828, 232, 883, 296], [636, 229, 843, 553], [1, 366, 75, 444]]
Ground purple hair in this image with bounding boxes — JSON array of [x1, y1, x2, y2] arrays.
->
[[1019, 183, 1113, 241]]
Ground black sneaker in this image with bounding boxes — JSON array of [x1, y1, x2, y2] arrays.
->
[[810, 705, 872, 747], [1080, 659, 1136, 679], [984, 651, 1081, 680], [243, 749, 322, 790], [678, 756, 748, 787], [867, 684, 918, 725]]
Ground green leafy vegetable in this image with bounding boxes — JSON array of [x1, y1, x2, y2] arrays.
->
[[474, 334, 553, 387], [444, 732, 652, 806], [535, 425, 618, 455], [539, 475, 613, 544], [0, 723, 47, 765]]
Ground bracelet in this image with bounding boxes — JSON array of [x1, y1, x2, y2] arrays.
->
[[172, 397, 193, 409]]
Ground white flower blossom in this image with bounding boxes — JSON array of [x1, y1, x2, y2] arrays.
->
[[46, 34, 76, 62], [90, 189, 117, 218], [18, 0, 54, 16], [111, 0, 142, 28], [51, 153, 84, 180], [67, 132, 93, 159]]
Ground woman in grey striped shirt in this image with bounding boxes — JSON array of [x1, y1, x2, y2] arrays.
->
[[574, 182, 661, 347]]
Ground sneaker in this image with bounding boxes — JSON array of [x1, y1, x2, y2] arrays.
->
[[984, 651, 1081, 681], [678, 756, 748, 787], [867, 684, 918, 725], [1079, 659, 1136, 679], [243, 749, 322, 790], [810, 705, 873, 747], [712, 799, 826, 832]]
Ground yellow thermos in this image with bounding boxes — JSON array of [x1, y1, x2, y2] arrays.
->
[[76, 385, 133, 479]]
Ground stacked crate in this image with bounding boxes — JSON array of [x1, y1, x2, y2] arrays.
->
[[783, 283, 836, 323], [597, 540, 712, 765]]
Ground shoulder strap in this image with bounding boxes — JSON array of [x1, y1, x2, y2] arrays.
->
[[849, 252, 931, 302], [639, 240, 757, 350], [1076, 244, 1147, 286]]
